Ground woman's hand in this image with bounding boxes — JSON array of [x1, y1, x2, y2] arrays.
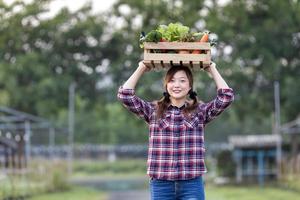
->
[[203, 62, 216, 77], [137, 61, 151, 73], [204, 61, 230, 89], [122, 61, 151, 89]]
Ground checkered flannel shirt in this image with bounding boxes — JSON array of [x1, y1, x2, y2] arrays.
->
[[117, 86, 234, 180]]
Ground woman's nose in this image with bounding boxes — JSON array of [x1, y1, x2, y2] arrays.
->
[[174, 81, 180, 86]]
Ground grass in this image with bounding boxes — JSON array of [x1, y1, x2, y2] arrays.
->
[[29, 184, 300, 200], [206, 185, 300, 200], [30, 186, 107, 200], [2, 159, 300, 200], [73, 159, 146, 176], [0, 175, 46, 199], [73, 159, 300, 200]]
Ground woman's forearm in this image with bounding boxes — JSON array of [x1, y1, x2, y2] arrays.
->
[[209, 64, 230, 90], [122, 62, 148, 89]]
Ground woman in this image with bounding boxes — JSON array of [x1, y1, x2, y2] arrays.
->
[[117, 61, 234, 200]]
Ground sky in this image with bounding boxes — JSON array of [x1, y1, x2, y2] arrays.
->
[[48, 0, 116, 14], [5, 0, 116, 14]]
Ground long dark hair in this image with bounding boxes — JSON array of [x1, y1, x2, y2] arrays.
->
[[156, 65, 200, 119]]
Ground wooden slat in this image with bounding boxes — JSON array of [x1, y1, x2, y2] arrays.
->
[[144, 60, 207, 71], [144, 53, 210, 62], [144, 60, 172, 70], [143, 42, 211, 70], [144, 42, 211, 50]]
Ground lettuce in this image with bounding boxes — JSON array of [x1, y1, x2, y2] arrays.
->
[[139, 22, 212, 48], [157, 23, 189, 42]]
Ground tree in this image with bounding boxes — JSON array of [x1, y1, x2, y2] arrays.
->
[[1, 0, 299, 144], [205, 0, 300, 134]]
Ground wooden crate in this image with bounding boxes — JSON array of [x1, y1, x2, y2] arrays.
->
[[143, 42, 211, 70]]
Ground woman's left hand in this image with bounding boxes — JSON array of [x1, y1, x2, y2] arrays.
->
[[203, 62, 216, 77]]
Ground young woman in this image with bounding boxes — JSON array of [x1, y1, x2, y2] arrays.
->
[[117, 61, 234, 200]]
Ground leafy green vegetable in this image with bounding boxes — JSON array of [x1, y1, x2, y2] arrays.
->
[[139, 22, 213, 48], [157, 22, 189, 42], [139, 30, 162, 48], [145, 30, 162, 42], [192, 32, 205, 41]]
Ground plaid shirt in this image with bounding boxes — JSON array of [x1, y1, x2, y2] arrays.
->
[[117, 86, 234, 180]]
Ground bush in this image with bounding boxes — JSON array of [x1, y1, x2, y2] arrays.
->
[[216, 150, 236, 177], [47, 168, 71, 192]]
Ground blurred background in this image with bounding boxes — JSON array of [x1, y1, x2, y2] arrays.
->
[[0, 0, 299, 199]]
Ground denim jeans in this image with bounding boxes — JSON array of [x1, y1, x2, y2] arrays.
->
[[149, 176, 205, 200]]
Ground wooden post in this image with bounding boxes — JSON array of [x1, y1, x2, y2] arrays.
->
[[257, 151, 265, 187], [25, 121, 31, 167], [291, 134, 299, 173], [273, 81, 282, 179], [235, 149, 242, 183], [49, 127, 55, 159]]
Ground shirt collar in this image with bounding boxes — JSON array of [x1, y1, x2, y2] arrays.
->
[[168, 102, 189, 110]]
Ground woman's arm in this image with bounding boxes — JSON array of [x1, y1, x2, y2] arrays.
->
[[201, 62, 234, 124], [118, 61, 154, 123], [204, 62, 230, 89], [122, 61, 150, 89]]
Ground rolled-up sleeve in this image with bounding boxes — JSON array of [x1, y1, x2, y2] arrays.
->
[[202, 88, 234, 124], [117, 86, 154, 123]]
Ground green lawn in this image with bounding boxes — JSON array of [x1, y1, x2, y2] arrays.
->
[[29, 185, 300, 200], [3, 159, 299, 200], [30, 186, 107, 200], [206, 185, 300, 200]]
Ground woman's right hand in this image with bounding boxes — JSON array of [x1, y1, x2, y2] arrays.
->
[[138, 61, 151, 73], [122, 61, 150, 89]]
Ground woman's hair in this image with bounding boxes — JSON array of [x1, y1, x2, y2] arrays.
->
[[156, 65, 200, 119]]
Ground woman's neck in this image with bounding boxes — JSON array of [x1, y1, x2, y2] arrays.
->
[[170, 98, 186, 108]]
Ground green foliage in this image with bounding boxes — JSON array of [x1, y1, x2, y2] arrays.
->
[[157, 23, 190, 41], [0, 0, 299, 144], [144, 30, 162, 42], [48, 169, 70, 192], [29, 159, 70, 192], [205, 0, 300, 131], [216, 150, 236, 177], [206, 185, 300, 200], [30, 186, 107, 200], [0, 159, 70, 199]]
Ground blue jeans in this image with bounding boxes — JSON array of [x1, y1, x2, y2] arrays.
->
[[150, 176, 205, 200]]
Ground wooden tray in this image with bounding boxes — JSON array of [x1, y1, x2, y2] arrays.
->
[[143, 42, 211, 70]]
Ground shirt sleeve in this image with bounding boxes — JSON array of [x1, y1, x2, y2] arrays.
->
[[117, 86, 154, 123], [201, 88, 234, 124]]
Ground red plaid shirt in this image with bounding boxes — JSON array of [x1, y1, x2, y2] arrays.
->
[[117, 87, 234, 180]]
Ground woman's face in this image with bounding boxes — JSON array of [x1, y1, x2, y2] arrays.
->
[[166, 70, 191, 101]]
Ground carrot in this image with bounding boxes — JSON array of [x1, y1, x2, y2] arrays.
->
[[200, 32, 209, 42], [192, 32, 210, 54]]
